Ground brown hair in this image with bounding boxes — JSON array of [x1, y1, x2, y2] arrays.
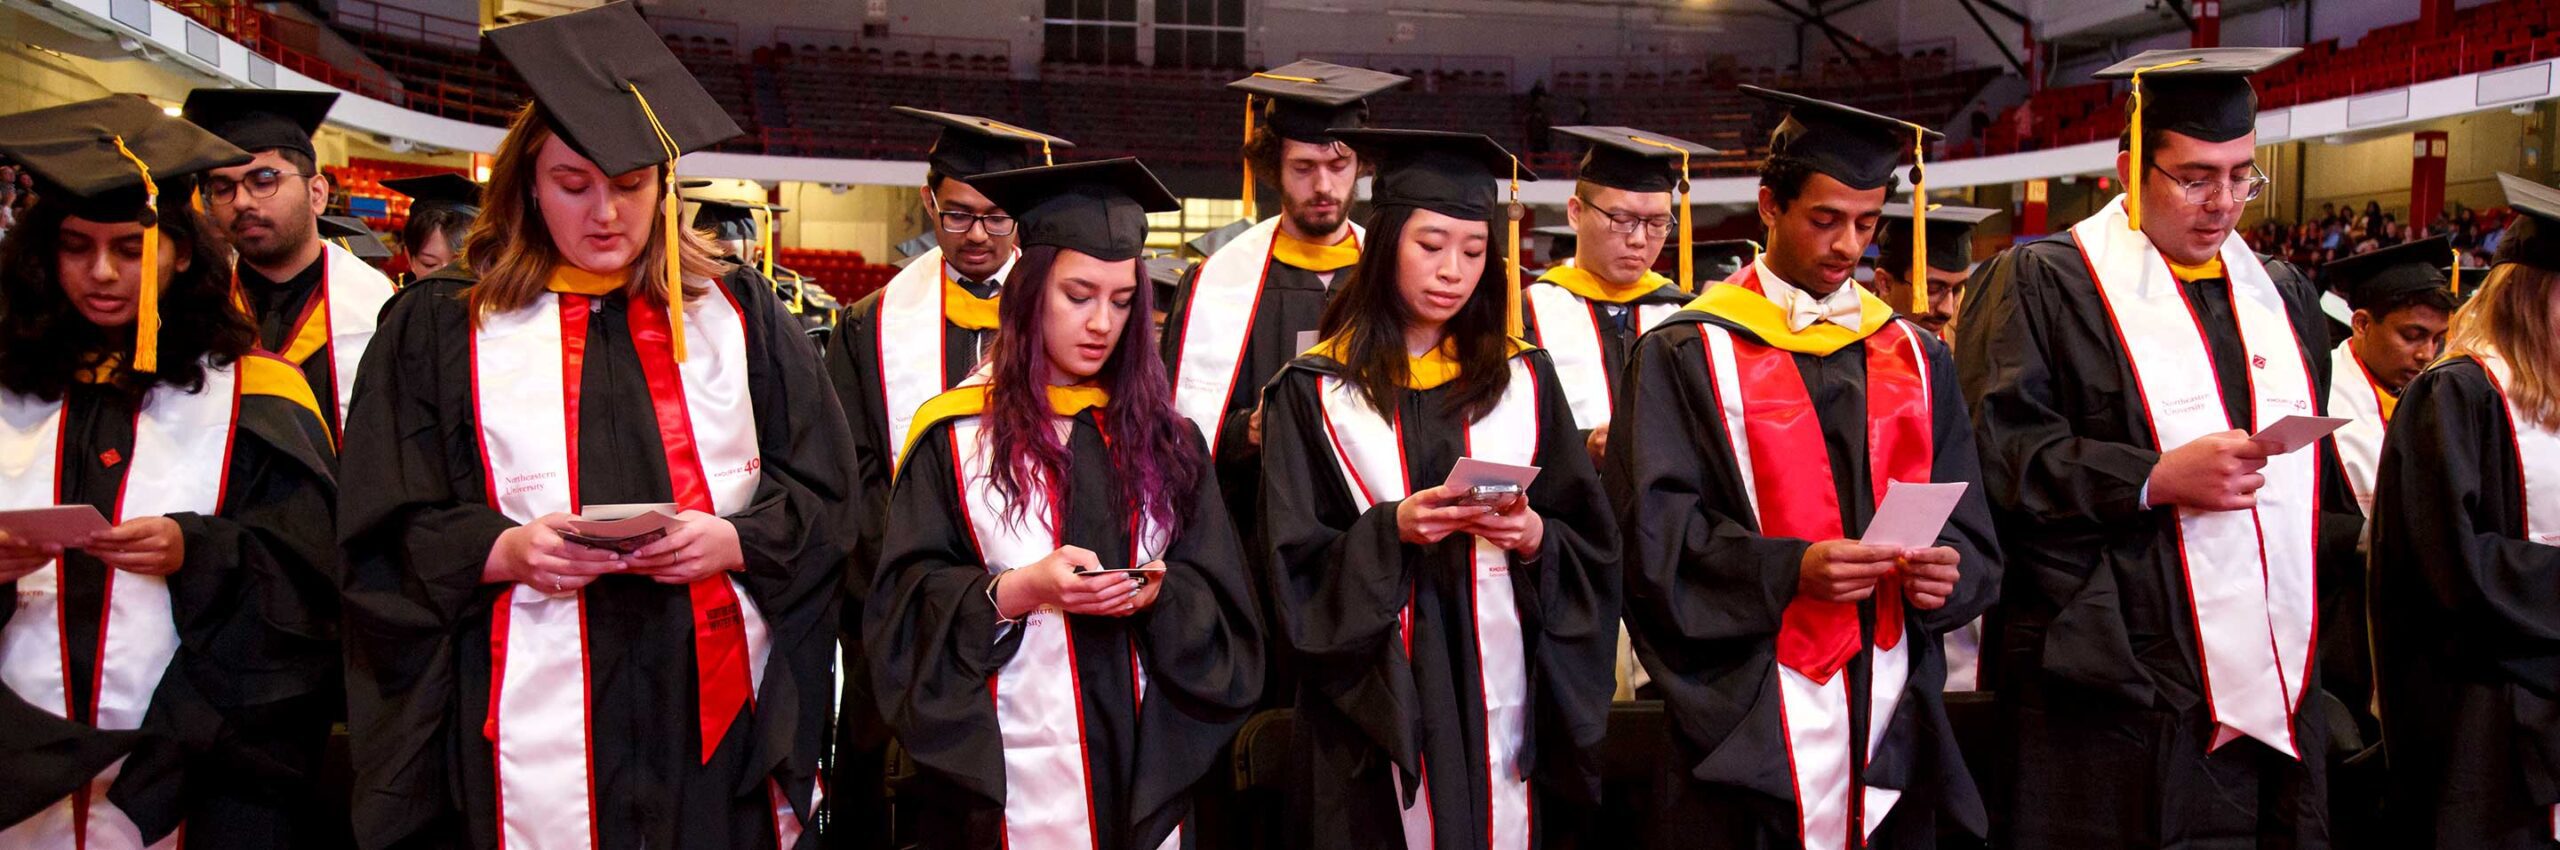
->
[[2448, 262, 2560, 430], [461, 104, 731, 318]]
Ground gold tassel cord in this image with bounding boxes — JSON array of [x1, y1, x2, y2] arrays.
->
[[974, 118, 1057, 166], [2126, 57, 2203, 233], [1910, 125, 1929, 315], [1506, 156, 1525, 339], [759, 206, 775, 281], [1240, 95, 1257, 216], [2451, 242, 2462, 295], [1624, 134, 1696, 292], [110, 134, 161, 373], [628, 84, 689, 362]]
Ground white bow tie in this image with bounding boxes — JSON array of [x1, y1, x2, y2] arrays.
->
[[1782, 285, 1863, 332]]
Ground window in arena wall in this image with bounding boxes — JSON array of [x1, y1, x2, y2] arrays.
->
[[1148, 198, 1247, 253], [1154, 0, 1244, 69], [1045, 0, 1139, 65]]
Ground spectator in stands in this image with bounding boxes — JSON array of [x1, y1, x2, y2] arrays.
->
[[1963, 47, 2357, 849], [0, 164, 20, 239], [1259, 128, 1616, 850], [183, 88, 395, 438], [384, 172, 480, 282], [0, 94, 339, 850], [866, 157, 1260, 850], [1613, 87, 1994, 849], [822, 105, 1072, 850], [337, 6, 857, 847]]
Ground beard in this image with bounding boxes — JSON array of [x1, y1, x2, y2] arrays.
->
[[1283, 192, 1351, 236], [232, 208, 317, 268]]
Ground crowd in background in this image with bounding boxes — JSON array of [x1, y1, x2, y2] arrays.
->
[[2245, 197, 2512, 270]]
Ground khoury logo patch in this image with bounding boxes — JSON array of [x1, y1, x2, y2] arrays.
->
[[2251, 354, 2268, 369]]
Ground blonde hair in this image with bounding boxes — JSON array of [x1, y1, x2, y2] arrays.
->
[[2447, 261, 2560, 430], [461, 104, 732, 318]]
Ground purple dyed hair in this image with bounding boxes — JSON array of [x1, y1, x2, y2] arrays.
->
[[979, 245, 1204, 541]]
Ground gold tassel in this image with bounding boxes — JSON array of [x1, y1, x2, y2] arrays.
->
[[759, 206, 775, 281], [1240, 95, 1257, 217], [110, 135, 161, 373], [1911, 126, 1930, 315], [1624, 134, 1696, 292], [1506, 156, 1525, 339], [630, 85, 688, 361], [2451, 242, 2462, 294], [2126, 57, 2202, 233]]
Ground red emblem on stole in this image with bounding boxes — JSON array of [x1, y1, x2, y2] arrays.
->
[[98, 449, 122, 467]]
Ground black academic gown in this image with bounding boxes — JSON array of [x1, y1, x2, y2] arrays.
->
[[866, 409, 1263, 850], [1158, 256, 1339, 708], [821, 275, 998, 849], [338, 272, 861, 849], [1604, 311, 1999, 848], [1958, 238, 2364, 849], [241, 259, 345, 439], [1258, 350, 1619, 850], [2369, 355, 2560, 849], [0, 374, 339, 847], [1516, 280, 1691, 440]]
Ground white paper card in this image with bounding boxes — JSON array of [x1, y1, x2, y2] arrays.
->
[[1446, 456, 1542, 493], [1859, 480, 1968, 549], [0, 505, 112, 548], [2251, 414, 2352, 455]]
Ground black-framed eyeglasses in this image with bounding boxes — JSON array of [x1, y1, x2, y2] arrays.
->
[[199, 167, 314, 206], [1592, 206, 1675, 237], [928, 191, 1016, 236], [2149, 164, 2269, 205]]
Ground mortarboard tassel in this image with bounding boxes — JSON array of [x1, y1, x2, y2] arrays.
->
[[1626, 134, 1696, 292], [1507, 155, 1525, 339], [1911, 125, 1930, 315], [630, 84, 689, 361], [110, 134, 161, 373], [2126, 57, 2203, 234], [1240, 95, 1257, 217], [759, 206, 775, 282], [2451, 242, 2462, 295]]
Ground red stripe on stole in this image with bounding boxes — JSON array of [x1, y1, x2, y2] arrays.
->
[[623, 290, 755, 764]]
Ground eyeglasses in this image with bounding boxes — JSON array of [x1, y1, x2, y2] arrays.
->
[[1591, 206, 1674, 236], [2149, 164, 2270, 205], [937, 209, 1017, 236], [199, 168, 314, 206]]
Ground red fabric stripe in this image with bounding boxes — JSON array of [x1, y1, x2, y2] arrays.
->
[[1861, 325, 1933, 651], [1724, 336, 1854, 682], [559, 296, 590, 513], [484, 592, 511, 844], [623, 292, 753, 764], [1176, 238, 1273, 462]]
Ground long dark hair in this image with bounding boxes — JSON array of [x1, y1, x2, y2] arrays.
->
[[981, 245, 1203, 541], [0, 184, 255, 402], [1315, 204, 1515, 423]]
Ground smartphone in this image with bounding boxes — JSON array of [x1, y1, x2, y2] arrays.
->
[[1461, 483, 1522, 507]]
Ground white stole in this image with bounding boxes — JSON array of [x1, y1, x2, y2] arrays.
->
[[469, 284, 786, 849], [320, 242, 395, 427], [1315, 358, 1540, 850], [1169, 217, 1362, 452], [1693, 321, 1924, 846], [2071, 195, 2320, 759], [945, 409, 1180, 850], [2327, 342, 2389, 518], [0, 361, 241, 849], [1522, 280, 1683, 431]]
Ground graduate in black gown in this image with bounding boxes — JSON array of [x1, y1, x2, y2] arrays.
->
[[1957, 48, 2364, 849], [1257, 128, 1618, 850], [0, 95, 338, 848], [1606, 87, 1996, 850], [1869, 202, 1997, 344], [337, 6, 860, 847], [867, 157, 1262, 850], [2369, 172, 2560, 849], [383, 173, 480, 284], [183, 88, 396, 438], [821, 107, 1071, 850]]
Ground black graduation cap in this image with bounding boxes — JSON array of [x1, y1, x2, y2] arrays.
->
[[1695, 238, 1762, 282], [1187, 218, 1254, 258], [1741, 86, 1938, 191], [962, 157, 1181, 262], [0, 95, 249, 224], [2093, 47, 2298, 145], [383, 172, 482, 214], [1533, 223, 1577, 261], [1229, 60, 1409, 144], [1878, 202, 2000, 274], [2494, 171, 2560, 272], [688, 196, 772, 242], [1552, 126, 1715, 194], [320, 215, 393, 263], [892, 106, 1073, 181], [181, 88, 336, 160], [486, 2, 743, 177], [1145, 255, 1191, 303], [2322, 235, 2450, 312], [894, 231, 938, 264], [1330, 128, 1533, 220], [0, 94, 252, 372]]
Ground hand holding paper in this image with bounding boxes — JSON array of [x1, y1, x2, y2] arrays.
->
[[1861, 480, 1969, 610], [2249, 415, 2351, 455]]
